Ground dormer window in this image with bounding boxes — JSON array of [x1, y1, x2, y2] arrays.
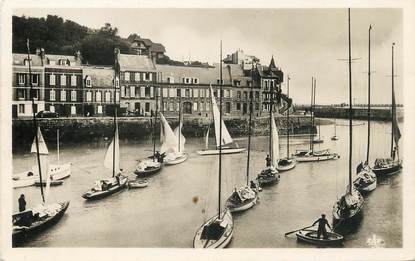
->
[[194, 78, 199, 84], [124, 72, 130, 82], [85, 76, 92, 87], [17, 74, 26, 85], [167, 76, 174, 84], [58, 59, 70, 66], [50, 60, 56, 65]]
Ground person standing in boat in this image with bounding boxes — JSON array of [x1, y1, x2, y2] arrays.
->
[[312, 214, 332, 239], [266, 154, 271, 167], [18, 194, 26, 212]]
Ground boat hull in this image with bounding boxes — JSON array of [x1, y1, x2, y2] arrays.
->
[[296, 230, 343, 246], [193, 209, 234, 248], [197, 148, 246, 156], [13, 176, 38, 188], [225, 194, 258, 213], [276, 158, 297, 171], [372, 161, 402, 176], [12, 201, 70, 246], [49, 163, 72, 180], [128, 179, 149, 189], [134, 165, 162, 177], [82, 178, 127, 200], [332, 191, 364, 234], [34, 180, 63, 187], [295, 154, 339, 162], [164, 153, 188, 165]]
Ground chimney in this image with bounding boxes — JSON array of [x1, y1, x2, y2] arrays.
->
[[39, 48, 46, 66], [35, 48, 41, 55], [74, 50, 82, 63]]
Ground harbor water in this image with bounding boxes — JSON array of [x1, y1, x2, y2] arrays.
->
[[12, 119, 402, 248]]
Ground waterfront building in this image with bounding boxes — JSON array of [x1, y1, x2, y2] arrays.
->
[[43, 50, 83, 117], [12, 51, 45, 118], [82, 65, 119, 116], [127, 34, 166, 63]]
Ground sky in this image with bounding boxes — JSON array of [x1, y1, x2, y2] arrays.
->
[[14, 8, 403, 105]]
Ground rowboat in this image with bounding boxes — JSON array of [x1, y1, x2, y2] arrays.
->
[[294, 149, 339, 162], [128, 179, 149, 189], [13, 201, 70, 246], [296, 229, 343, 246], [35, 180, 63, 187]]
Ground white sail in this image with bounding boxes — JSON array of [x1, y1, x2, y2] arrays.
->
[[205, 126, 210, 150], [31, 127, 49, 155], [160, 112, 178, 154], [173, 119, 186, 153], [104, 126, 120, 173], [209, 85, 233, 148], [271, 112, 280, 165]]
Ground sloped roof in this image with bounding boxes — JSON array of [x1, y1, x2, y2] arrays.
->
[[149, 43, 166, 53], [83, 66, 114, 88], [128, 34, 166, 53], [45, 54, 81, 66], [13, 53, 43, 66], [119, 54, 156, 71]]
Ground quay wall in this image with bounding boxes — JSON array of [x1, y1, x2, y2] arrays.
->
[[310, 107, 403, 121], [12, 115, 316, 151]]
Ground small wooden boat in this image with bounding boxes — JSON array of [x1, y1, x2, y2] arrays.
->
[[257, 166, 280, 186], [82, 176, 128, 200], [277, 157, 297, 172], [12, 171, 39, 188], [312, 139, 324, 144], [331, 136, 339, 141], [353, 163, 377, 193], [164, 152, 188, 165], [134, 159, 162, 177], [225, 186, 258, 213], [128, 179, 149, 189], [12, 201, 70, 246], [294, 149, 339, 162], [35, 180, 63, 187], [372, 158, 402, 176], [49, 162, 71, 180], [332, 189, 364, 231], [193, 209, 234, 248], [296, 229, 343, 246]]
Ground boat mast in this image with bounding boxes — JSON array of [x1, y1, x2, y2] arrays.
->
[[390, 42, 395, 158], [309, 77, 314, 151], [269, 78, 273, 162], [178, 95, 182, 153], [366, 25, 372, 164], [246, 65, 254, 186], [286, 75, 290, 158], [26, 39, 45, 203], [218, 40, 223, 217], [57, 129, 60, 165], [311, 78, 316, 152], [348, 8, 353, 194], [314, 79, 318, 143], [113, 47, 119, 177], [153, 85, 159, 162]]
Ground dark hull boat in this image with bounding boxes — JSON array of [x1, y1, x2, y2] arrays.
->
[[225, 187, 258, 213], [257, 166, 280, 186], [34, 180, 63, 187], [296, 229, 344, 246], [12, 201, 70, 246], [352, 163, 377, 194], [134, 160, 162, 177], [128, 178, 149, 189], [82, 177, 127, 200], [332, 190, 364, 234], [372, 158, 402, 176]]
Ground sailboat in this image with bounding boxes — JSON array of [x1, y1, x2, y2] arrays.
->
[[293, 78, 339, 162], [13, 129, 71, 188], [372, 42, 402, 176], [313, 124, 324, 144], [82, 48, 128, 200], [12, 39, 69, 246], [277, 75, 297, 171], [197, 85, 246, 156], [331, 120, 339, 140], [194, 42, 234, 248], [163, 101, 188, 165], [257, 83, 280, 186], [225, 66, 258, 213], [134, 85, 163, 176], [353, 25, 377, 194], [332, 9, 364, 232]]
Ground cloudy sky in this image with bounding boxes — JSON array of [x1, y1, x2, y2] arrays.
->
[[14, 8, 402, 104]]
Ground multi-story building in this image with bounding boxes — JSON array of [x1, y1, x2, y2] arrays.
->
[[12, 52, 45, 118], [118, 54, 159, 116], [127, 34, 166, 63], [43, 51, 83, 116], [83, 65, 119, 116]]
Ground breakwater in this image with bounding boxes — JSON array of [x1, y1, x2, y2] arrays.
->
[[12, 115, 316, 152], [306, 107, 403, 121]]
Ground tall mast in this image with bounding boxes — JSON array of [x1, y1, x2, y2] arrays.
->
[[218, 40, 223, 217], [153, 85, 159, 161], [113, 47, 119, 177], [314, 78, 317, 143], [246, 65, 254, 186], [309, 77, 314, 150], [286, 75, 290, 158], [390, 42, 395, 158], [311, 78, 316, 153], [348, 8, 353, 194], [178, 95, 182, 153], [366, 25, 372, 164], [57, 129, 60, 165], [27, 39, 45, 203], [269, 78, 273, 162]]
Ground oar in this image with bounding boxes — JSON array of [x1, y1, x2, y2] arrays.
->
[[284, 225, 314, 236]]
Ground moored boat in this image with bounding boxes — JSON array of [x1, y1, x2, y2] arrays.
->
[[35, 180, 63, 187], [134, 160, 162, 177], [225, 186, 257, 213], [128, 178, 149, 189], [82, 176, 128, 200]]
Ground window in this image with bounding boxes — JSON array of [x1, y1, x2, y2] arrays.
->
[[50, 74, 56, 86], [167, 77, 174, 84], [236, 103, 241, 110], [121, 86, 125, 98], [255, 103, 259, 110], [71, 90, 77, 101], [169, 88, 176, 97], [194, 78, 199, 84], [140, 86, 145, 97], [206, 101, 210, 111], [244, 91, 248, 100], [176, 89, 181, 97], [226, 102, 231, 113], [58, 59, 67, 66], [193, 102, 198, 111], [18, 74, 25, 85], [71, 75, 77, 86], [125, 72, 130, 82], [185, 89, 190, 97], [86, 91, 92, 102], [255, 91, 260, 100], [18, 104, 25, 113], [96, 91, 102, 102], [169, 102, 174, 111], [226, 90, 231, 98], [17, 89, 25, 100], [50, 105, 55, 113], [50, 90, 56, 101], [31, 74, 39, 86], [200, 101, 204, 111], [61, 90, 66, 101], [233, 80, 240, 86], [61, 75, 66, 86], [114, 77, 120, 88], [71, 105, 76, 115], [265, 80, 268, 89], [97, 105, 103, 114], [194, 89, 199, 98], [31, 89, 39, 100], [237, 91, 241, 99], [143, 73, 149, 81], [130, 86, 136, 97], [135, 72, 140, 82], [145, 102, 150, 112], [116, 92, 120, 102], [85, 76, 91, 87], [149, 73, 153, 81], [105, 92, 111, 102], [162, 88, 168, 97], [33, 104, 38, 113], [146, 87, 151, 97]]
